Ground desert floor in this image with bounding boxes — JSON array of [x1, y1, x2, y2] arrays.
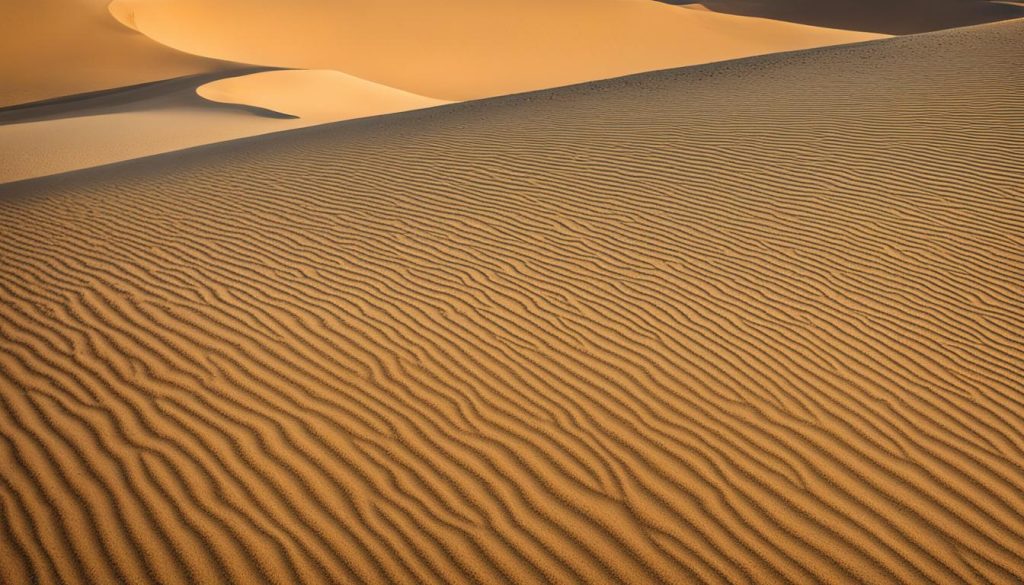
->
[[1, 3, 1023, 585]]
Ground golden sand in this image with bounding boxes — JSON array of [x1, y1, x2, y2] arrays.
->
[[1, 20, 1022, 585]]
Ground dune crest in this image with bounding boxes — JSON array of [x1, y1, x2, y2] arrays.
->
[[195, 69, 450, 121], [107, 0, 883, 100]]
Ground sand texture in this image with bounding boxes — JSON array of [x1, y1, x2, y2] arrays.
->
[[1, 19, 1023, 585]]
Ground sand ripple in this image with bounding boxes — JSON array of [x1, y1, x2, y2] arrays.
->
[[1, 21, 1022, 585]]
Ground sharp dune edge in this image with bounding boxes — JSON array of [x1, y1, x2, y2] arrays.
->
[[0, 20, 1023, 585]]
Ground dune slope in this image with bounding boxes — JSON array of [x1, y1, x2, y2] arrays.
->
[[1, 20, 1023, 585], [110, 0, 882, 100]]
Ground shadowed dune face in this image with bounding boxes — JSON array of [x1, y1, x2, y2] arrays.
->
[[663, 0, 1024, 33], [0, 0, 236, 107], [1, 20, 1023, 585], [108, 0, 882, 100]]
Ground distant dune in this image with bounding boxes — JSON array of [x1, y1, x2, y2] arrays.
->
[[0, 0, 237, 108], [664, 0, 1024, 33], [1, 19, 1022, 585], [108, 0, 881, 100]]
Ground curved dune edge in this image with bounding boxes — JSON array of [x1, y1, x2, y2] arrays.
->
[[107, 0, 884, 100], [195, 69, 450, 121], [107, 0, 140, 31], [1, 20, 1022, 585]]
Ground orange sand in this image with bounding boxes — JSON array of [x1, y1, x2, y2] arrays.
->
[[1, 20, 1022, 585]]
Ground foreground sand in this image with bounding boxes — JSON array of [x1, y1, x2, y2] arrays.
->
[[1, 19, 1023, 585]]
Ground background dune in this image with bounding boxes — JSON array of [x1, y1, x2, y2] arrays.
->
[[0, 70, 447, 184], [1, 0, 883, 184], [109, 0, 882, 100], [1, 19, 1022, 585], [663, 0, 1024, 33], [0, 0, 238, 108]]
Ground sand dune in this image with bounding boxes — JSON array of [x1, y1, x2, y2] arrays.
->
[[2, 19, 1024, 585], [0, 71, 312, 184], [2, 0, 881, 184], [0, 0, 238, 108], [665, 0, 1024, 33], [109, 0, 882, 100], [0, 69, 448, 184]]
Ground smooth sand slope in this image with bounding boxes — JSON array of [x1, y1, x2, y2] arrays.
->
[[0, 70, 447, 184], [109, 0, 881, 100], [665, 0, 1024, 33], [0, 0, 237, 108], [2, 19, 1023, 585]]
